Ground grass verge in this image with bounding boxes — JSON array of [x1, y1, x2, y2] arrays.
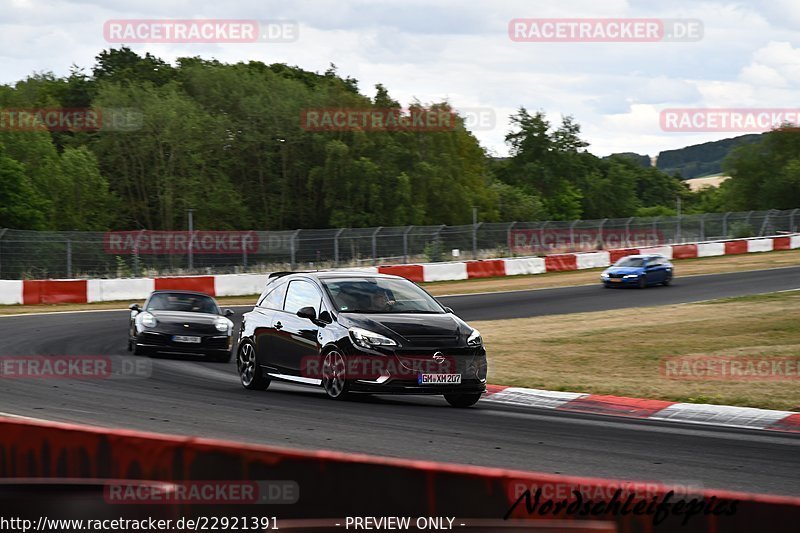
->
[[477, 290, 800, 411]]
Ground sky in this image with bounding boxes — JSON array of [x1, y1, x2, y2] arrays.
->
[[2, 0, 799, 158]]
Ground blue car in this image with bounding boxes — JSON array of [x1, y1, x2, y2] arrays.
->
[[601, 254, 673, 288]]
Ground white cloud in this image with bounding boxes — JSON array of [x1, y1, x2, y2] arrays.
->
[[0, 0, 798, 157]]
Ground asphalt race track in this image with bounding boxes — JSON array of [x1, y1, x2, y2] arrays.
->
[[446, 265, 800, 321], [0, 266, 798, 497]]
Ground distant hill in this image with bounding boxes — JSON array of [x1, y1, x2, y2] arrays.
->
[[656, 134, 762, 178], [606, 134, 764, 179], [603, 152, 651, 167]]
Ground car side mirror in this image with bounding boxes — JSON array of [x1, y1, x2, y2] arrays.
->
[[223, 309, 234, 317], [297, 306, 317, 321], [318, 310, 333, 324], [444, 307, 455, 314], [129, 303, 140, 312]]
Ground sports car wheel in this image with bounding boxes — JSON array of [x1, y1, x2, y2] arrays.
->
[[444, 392, 482, 408], [637, 277, 647, 289], [322, 350, 350, 400], [238, 341, 270, 390], [662, 276, 672, 286]]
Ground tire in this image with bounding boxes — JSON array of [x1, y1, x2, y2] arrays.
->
[[127, 339, 133, 352], [637, 276, 647, 289], [321, 350, 350, 400], [237, 341, 270, 390], [444, 392, 482, 408], [662, 276, 672, 286]]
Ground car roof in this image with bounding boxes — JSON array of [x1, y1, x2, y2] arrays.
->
[[275, 271, 404, 282]]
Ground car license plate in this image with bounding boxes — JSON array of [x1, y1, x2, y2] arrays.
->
[[610, 279, 622, 283], [172, 335, 201, 344], [418, 373, 462, 385]]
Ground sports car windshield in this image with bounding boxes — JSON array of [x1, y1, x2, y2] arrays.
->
[[322, 278, 444, 314], [614, 257, 646, 267], [146, 293, 219, 314]]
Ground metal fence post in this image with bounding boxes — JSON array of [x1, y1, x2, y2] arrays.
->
[[624, 217, 634, 247], [722, 212, 731, 237], [791, 209, 800, 232], [569, 219, 579, 251], [0, 228, 6, 279], [333, 228, 345, 266], [700, 214, 706, 242], [598, 218, 608, 249], [403, 226, 414, 263], [371, 227, 382, 265], [290, 229, 300, 269], [66, 239, 72, 278], [759, 210, 775, 236], [507, 222, 517, 256]]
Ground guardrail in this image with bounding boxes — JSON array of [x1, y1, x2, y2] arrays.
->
[[1, 209, 798, 280], [1, 234, 797, 306]]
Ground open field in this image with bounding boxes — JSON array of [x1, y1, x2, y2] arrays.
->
[[0, 248, 797, 316], [477, 290, 800, 411]]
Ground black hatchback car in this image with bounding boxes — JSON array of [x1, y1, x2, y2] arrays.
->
[[128, 290, 235, 362], [236, 272, 488, 407]]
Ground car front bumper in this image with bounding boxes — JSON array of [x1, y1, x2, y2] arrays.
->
[[134, 331, 232, 355]]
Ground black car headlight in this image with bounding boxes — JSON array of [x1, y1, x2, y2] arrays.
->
[[140, 312, 157, 328], [349, 327, 398, 349], [467, 329, 482, 346], [214, 318, 233, 334]]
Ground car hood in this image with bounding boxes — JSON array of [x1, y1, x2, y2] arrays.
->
[[605, 267, 643, 275], [147, 311, 221, 325], [342, 313, 467, 343]]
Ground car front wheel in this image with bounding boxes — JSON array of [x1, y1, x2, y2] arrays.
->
[[637, 276, 647, 289], [322, 350, 350, 400], [444, 392, 482, 408], [238, 341, 270, 390]]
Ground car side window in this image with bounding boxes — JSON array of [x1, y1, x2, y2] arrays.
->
[[260, 281, 288, 310], [284, 280, 322, 314]]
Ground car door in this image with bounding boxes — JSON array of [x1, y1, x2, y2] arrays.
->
[[271, 279, 323, 375], [646, 258, 666, 283], [252, 280, 288, 371]]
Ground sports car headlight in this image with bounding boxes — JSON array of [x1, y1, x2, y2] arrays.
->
[[349, 327, 397, 349], [140, 312, 157, 328], [214, 318, 233, 333], [623, 274, 639, 279], [467, 329, 482, 346]]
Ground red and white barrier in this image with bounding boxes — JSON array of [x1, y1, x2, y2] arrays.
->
[[2, 234, 798, 306], [484, 386, 800, 433], [1, 415, 799, 528]]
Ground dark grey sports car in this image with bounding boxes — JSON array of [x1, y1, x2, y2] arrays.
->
[[128, 290, 235, 362]]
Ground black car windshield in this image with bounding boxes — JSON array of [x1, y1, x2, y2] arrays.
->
[[322, 277, 444, 314], [614, 257, 646, 267], [146, 293, 219, 314]]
